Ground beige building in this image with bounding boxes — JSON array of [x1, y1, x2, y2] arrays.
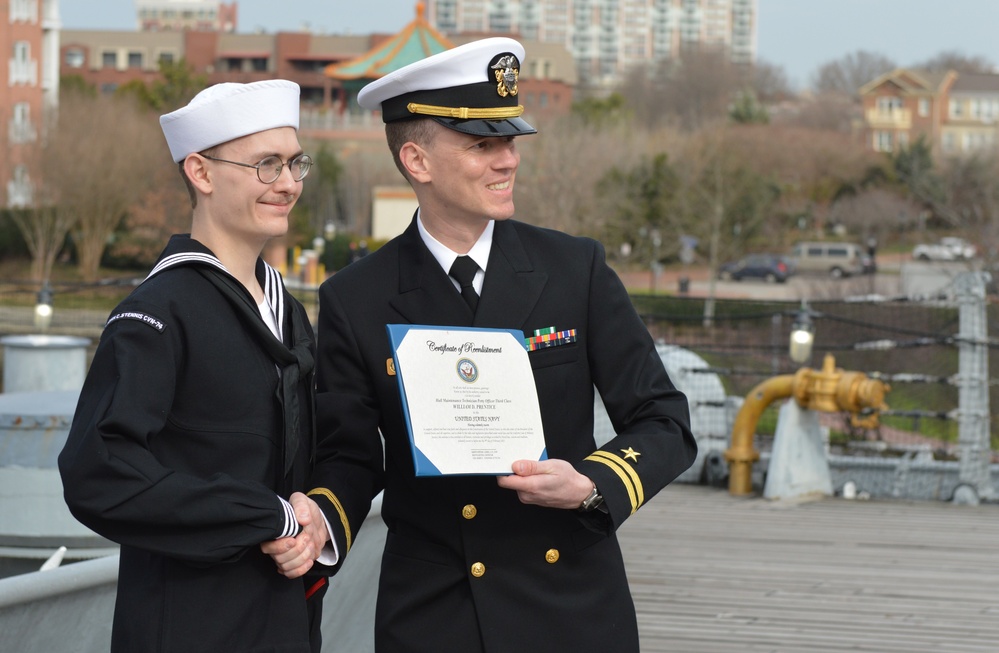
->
[[371, 187, 419, 242]]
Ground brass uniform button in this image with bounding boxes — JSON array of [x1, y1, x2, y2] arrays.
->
[[545, 549, 560, 564], [461, 504, 477, 520], [470, 562, 486, 577]]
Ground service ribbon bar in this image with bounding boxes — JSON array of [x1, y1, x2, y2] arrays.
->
[[525, 328, 577, 352]]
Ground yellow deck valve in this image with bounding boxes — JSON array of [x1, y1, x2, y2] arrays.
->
[[724, 354, 890, 496]]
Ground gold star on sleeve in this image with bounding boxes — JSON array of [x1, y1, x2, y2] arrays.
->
[[621, 447, 641, 463]]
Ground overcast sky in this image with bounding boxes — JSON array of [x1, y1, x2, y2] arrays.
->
[[60, 0, 999, 90]]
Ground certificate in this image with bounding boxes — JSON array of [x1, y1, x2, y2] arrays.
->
[[387, 324, 548, 476]]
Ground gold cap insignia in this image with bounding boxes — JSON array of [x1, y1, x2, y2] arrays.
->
[[491, 54, 520, 98]]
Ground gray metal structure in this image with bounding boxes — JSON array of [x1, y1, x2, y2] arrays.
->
[[0, 335, 89, 394], [0, 510, 388, 653], [954, 271, 994, 502]]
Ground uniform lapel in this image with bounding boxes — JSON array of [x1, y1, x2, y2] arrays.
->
[[389, 218, 475, 326], [475, 220, 547, 330], [386, 218, 548, 330]]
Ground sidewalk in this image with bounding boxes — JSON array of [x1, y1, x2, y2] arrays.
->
[[612, 252, 912, 300]]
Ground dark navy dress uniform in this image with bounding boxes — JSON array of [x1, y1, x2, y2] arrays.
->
[[59, 235, 321, 653], [312, 218, 697, 652]]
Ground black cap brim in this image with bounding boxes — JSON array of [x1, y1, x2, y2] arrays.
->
[[430, 115, 537, 137]]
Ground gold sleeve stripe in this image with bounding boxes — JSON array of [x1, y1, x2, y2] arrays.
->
[[307, 488, 352, 552], [585, 451, 645, 514], [586, 453, 638, 514]]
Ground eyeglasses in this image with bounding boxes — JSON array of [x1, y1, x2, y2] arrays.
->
[[201, 153, 313, 183]]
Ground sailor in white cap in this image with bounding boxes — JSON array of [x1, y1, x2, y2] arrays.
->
[[313, 38, 696, 652], [60, 80, 339, 653]]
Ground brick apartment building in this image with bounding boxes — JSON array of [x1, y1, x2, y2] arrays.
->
[[1, 0, 59, 209], [859, 67, 999, 158]]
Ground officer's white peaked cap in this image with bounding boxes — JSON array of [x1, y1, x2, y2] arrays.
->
[[358, 37, 536, 137]]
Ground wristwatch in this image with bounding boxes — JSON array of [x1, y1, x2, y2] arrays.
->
[[578, 484, 605, 512]]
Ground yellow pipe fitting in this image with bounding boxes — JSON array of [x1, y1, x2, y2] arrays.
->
[[725, 354, 890, 496], [725, 375, 793, 496]]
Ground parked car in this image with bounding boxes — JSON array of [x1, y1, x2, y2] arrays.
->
[[789, 242, 867, 278], [718, 254, 795, 283], [912, 237, 977, 261]]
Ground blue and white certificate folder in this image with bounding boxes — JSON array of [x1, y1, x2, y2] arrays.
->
[[387, 324, 548, 476]]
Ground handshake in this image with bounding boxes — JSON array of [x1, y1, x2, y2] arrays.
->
[[261, 492, 331, 578]]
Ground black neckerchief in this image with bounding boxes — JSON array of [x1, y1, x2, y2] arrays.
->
[[144, 241, 314, 479]]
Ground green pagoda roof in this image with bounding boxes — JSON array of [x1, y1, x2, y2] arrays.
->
[[326, 3, 454, 81]]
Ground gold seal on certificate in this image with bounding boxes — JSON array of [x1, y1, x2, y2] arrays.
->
[[386, 324, 548, 475]]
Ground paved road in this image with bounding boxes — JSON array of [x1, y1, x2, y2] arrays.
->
[[615, 254, 985, 302]]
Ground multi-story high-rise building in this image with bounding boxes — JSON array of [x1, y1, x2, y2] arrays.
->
[[427, 0, 757, 88], [136, 0, 237, 33], [0, 0, 59, 209]]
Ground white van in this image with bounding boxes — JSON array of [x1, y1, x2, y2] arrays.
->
[[790, 242, 866, 278]]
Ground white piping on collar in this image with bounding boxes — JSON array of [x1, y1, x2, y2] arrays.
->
[[144, 251, 286, 342]]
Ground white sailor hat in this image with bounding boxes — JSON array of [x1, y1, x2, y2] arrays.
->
[[159, 80, 301, 162], [357, 37, 537, 137]]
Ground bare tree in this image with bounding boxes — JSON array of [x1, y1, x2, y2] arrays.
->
[[729, 125, 881, 239], [6, 204, 75, 283], [617, 49, 743, 131], [47, 92, 164, 280], [296, 140, 345, 240], [782, 92, 861, 133], [335, 140, 401, 238], [827, 187, 922, 240], [516, 113, 646, 236], [594, 150, 682, 267], [665, 49, 744, 130], [941, 153, 999, 261], [811, 50, 896, 95], [678, 127, 780, 257], [105, 165, 192, 269], [615, 63, 670, 131], [914, 51, 997, 74], [5, 105, 72, 282], [749, 58, 794, 103]]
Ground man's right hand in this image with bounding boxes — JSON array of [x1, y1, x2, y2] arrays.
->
[[261, 492, 329, 578]]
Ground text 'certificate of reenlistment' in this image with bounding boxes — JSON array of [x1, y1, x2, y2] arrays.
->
[[387, 324, 548, 476]]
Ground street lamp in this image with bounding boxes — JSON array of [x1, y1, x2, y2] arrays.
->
[[789, 304, 815, 364], [34, 283, 53, 332]]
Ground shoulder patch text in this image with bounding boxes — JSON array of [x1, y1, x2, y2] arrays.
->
[[106, 311, 167, 332]]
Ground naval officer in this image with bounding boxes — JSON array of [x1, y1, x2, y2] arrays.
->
[[310, 37, 697, 652]]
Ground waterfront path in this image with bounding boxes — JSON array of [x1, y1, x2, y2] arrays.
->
[[623, 483, 999, 652]]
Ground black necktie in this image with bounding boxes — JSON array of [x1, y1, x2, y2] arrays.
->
[[449, 255, 479, 313]]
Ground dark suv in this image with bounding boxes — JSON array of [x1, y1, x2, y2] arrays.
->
[[718, 254, 794, 283]]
